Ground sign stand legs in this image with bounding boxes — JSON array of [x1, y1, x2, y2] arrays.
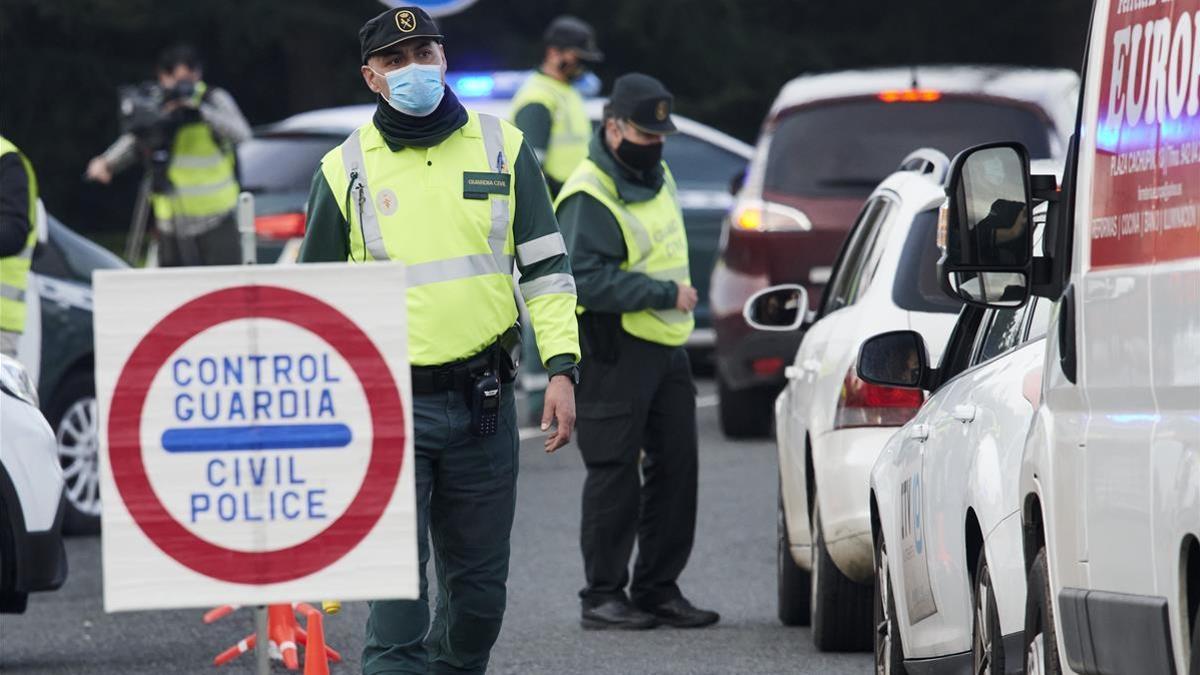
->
[[254, 607, 269, 675]]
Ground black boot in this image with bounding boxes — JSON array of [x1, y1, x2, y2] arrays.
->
[[581, 598, 659, 630], [636, 596, 719, 628]]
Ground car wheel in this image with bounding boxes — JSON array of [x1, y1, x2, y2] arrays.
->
[[972, 550, 1005, 675], [811, 494, 873, 651], [0, 496, 28, 614], [1024, 547, 1062, 675], [778, 485, 811, 626], [1189, 615, 1198, 675], [717, 376, 772, 439], [873, 526, 906, 674], [46, 371, 101, 536]]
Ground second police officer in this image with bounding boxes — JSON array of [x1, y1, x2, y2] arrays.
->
[[510, 16, 601, 198], [557, 74, 719, 630], [298, 7, 581, 673]]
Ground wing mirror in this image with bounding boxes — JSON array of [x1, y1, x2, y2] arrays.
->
[[857, 330, 932, 390], [939, 142, 1034, 309], [743, 284, 811, 332]]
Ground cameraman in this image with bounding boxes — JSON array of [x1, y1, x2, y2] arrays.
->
[[86, 44, 250, 266]]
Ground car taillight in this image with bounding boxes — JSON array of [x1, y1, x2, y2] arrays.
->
[[255, 212, 307, 240], [732, 200, 812, 232], [877, 89, 942, 103], [833, 365, 923, 429], [752, 357, 785, 377]]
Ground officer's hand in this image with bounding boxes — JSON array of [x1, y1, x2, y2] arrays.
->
[[86, 157, 112, 184], [675, 283, 699, 312], [541, 375, 576, 453]]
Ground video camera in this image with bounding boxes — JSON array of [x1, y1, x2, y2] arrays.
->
[[116, 80, 200, 193]]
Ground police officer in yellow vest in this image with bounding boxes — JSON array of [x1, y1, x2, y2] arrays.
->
[[557, 74, 719, 630], [86, 44, 249, 266], [510, 16, 601, 197], [297, 8, 580, 673], [0, 136, 38, 358]]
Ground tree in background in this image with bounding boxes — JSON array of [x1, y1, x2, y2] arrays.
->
[[0, 0, 1088, 237]]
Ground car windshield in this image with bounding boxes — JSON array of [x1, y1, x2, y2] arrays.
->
[[763, 97, 1053, 199], [891, 208, 963, 314], [662, 135, 747, 191], [239, 134, 343, 193]]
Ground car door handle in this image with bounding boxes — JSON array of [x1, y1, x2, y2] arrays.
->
[[785, 366, 803, 381], [951, 405, 977, 423], [908, 423, 930, 441]]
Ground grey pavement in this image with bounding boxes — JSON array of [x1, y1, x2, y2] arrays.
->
[[0, 380, 870, 674]]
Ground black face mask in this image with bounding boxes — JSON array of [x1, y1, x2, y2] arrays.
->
[[557, 57, 587, 82], [615, 138, 663, 172]]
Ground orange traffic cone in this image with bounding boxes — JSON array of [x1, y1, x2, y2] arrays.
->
[[268, 604, 301, 670], [302, 609, 330, 675], [296, 603, 343, 664]]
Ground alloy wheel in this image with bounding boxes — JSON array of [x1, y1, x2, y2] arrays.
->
[[973, 570, 995, 674], [875, 540, 894, 675], [57, 397, 101, 517], [1025, 632, 1046, 675]]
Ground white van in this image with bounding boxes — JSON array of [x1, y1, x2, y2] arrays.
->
[[936, 0, 1200, 672]]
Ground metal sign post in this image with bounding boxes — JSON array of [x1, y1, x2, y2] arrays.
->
[[238, 192, 256, 266]]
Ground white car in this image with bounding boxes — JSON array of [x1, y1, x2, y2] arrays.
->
[[0, 354, 68, 613], [866, 295, 1052, 672], [743, 149, 964, 650]]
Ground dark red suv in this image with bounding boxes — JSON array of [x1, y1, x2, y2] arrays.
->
[[711, 66, 1078, 437]]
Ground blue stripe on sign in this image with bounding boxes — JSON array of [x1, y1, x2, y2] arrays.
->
[[161, 424, 353, 453]]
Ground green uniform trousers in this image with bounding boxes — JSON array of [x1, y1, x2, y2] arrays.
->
[[363, 387, 519, 675]]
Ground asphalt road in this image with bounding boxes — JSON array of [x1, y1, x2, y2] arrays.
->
[[0, 380, 871, 674]]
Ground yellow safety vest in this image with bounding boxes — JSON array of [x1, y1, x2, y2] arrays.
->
[[320, 112, 538, 366], [150, 82, 240, 225], [0, 136, 37, 334], [556, 159, 694, 347], [510, 72, 590, 185]]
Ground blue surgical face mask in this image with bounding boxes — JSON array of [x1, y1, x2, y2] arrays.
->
[[372, 63, 445, 116]]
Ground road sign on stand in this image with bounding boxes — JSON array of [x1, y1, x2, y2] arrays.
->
[[95, 263, 416, 611]]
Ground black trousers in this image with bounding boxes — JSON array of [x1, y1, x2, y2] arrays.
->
[[158, 210, 241, 267], [576, 321, 698, 606]]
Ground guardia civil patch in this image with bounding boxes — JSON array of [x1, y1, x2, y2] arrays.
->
[[462, 172, 512, 200]]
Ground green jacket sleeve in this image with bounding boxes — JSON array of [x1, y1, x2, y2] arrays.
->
[[557, 192, 677, 314], [511, 140, 580, 370], [298, 169, 349, 263], [513, 103, 562, 196]]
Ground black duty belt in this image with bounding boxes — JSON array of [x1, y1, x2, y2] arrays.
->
[[410, 326, 520, 394]]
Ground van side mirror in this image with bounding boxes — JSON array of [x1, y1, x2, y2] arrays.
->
[[857, 330, 930, 390], [939, 142, 1034, 308], [743, 284, 810, 331]]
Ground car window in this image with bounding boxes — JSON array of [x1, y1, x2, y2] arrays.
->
[[846, 203, 895, 303], [662, 134, 747, 192], [973, 305, 1029, 364], [239, 134, 343, 194], [762, 97, 1053, 200], [822, 197, 893, 314], [1026, 297, 1053, 340], [892, 208, 963, 314]]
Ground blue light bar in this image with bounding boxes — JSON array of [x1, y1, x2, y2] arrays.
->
[[452, 74, 495, 98]]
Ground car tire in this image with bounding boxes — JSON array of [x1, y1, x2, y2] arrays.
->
[[0, 495, 28, 614], [973, 549, 1005, 675], [1189, 614, 1198, 675], [810, 496, 873, 652], [717, 376, 772, 439], [1024, 547, 1062, 675], [45, 371, 101, 536], [777, 486, 811, 626], [873, 526, 906, 674]]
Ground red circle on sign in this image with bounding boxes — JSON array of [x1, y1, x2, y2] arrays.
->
[[107, 285, 405, 585]]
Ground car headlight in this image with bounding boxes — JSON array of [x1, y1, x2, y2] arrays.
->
[[0, 354, 39, 408]]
